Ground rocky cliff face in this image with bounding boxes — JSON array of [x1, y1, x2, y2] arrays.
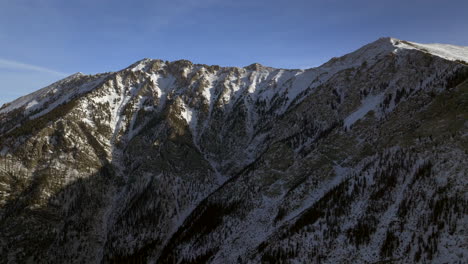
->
[[0, 38, 467, 263]]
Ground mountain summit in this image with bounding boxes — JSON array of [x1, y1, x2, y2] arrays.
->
[[1, 38, 467, 263]]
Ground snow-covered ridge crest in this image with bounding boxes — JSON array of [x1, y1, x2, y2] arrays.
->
[[0, 72, 89, 114], [320, 37, 468, 71], [1, 37, 467, 117], [390, 37, 468, 62]]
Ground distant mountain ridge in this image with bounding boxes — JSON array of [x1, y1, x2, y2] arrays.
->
[[0, 37, 467, 263]]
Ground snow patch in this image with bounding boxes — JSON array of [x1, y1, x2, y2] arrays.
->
[[25, 100, 39, 110], [180, 105, 193, 124], [344, 93, 384, 128], [288, 70, 315, 100]]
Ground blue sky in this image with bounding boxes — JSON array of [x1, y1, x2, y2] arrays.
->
[[1, 0, 468, 105]]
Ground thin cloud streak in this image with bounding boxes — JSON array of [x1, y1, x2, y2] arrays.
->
[[0, 58, 68, 77]]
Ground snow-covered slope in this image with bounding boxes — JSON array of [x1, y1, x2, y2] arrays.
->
[[0, 72, 101, 114], [392, 38, 468, 62], [0, 37, 467, 264]]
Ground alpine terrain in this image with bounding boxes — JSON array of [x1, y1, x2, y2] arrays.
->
[[0, 37, 467, 263]]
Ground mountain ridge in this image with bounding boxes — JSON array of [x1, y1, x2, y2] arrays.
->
[[0, 37, 467, 263], [2, 37, 467, 117]]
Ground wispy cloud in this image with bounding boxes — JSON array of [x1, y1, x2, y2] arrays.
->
[[0, 58, 68, 77]]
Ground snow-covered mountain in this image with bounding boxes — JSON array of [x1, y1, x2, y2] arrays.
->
[[0, 37, 467, 263]]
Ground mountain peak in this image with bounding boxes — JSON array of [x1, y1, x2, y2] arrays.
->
[[68, 72, 85, 78], [373, 36, 400, 44], [128, 58, 160, 72], [244, 62, 264, 71]]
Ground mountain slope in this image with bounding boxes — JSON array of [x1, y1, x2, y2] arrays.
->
[[0, 37, 467, 263]]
